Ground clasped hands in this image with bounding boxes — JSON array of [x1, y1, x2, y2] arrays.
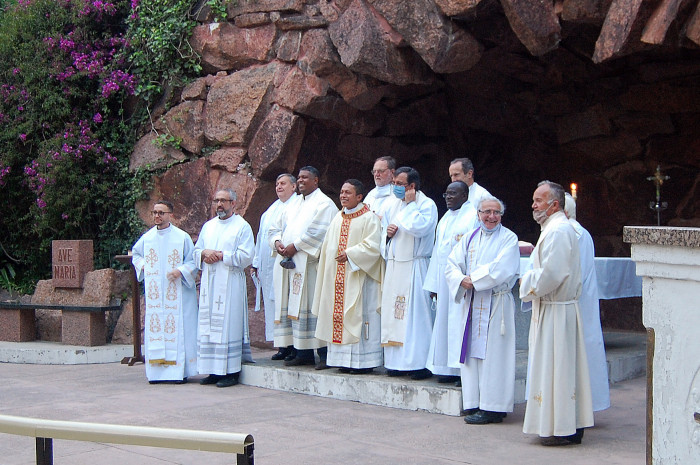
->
[[460, 276, 474, 290], [274, 240, 297, 258], [201, 249, 223, 264]]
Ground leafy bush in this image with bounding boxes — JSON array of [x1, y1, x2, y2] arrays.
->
[[0, 0, 201, 290]]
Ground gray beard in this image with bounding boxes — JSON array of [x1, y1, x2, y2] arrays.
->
[[533, 209, 548, 225], [216, 211, 227, 219]]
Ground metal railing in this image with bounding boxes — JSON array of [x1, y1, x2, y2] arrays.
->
[[0, 414, 254, 465]]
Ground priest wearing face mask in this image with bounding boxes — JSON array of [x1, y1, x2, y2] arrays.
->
[[520, 180, 593, 446], [380, 167, 438, 380], [445, 196, 520, 425]]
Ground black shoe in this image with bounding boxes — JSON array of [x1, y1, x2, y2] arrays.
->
[[437, 375, 459, 383], [315, 360, 330, 370], [200, 374, 223, 385], [216, 373, 240, 388], [271, 347, 291, 361], [284, 356, 315, 366], [541, 429, 583, 446], [460, 408, 479, 417], [350, 368, 373, 375], [172, 378, 188, 384], [338, 367, 352, 373], [455, 379, 462, 387], [386, 369, 405, 377], [464, 410, 504, 425], [283, 348, 298, 362], [410, 368, 432, 380]]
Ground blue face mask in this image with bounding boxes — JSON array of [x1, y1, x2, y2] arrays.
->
[[479, 220, 501, 234], [393, 185, 406, 199]]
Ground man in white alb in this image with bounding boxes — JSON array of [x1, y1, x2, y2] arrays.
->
[[313, 179, 383, 374], [564, 193, 610, 412], [269, 166, 338, 369], [132, 200, 198, 384], [251, 173, 298, 360], [381, 167, 438, 380], [424, 181, 477, 383], [364, 156, 396, 221], [194, 188, 255, 388], [445, 196, 520, 424], [448, 157, 491, 209], [520, 181, 593, 445]]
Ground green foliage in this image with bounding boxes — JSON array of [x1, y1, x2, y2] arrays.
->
[[126, 0, 201, 106], [207, 0, 228, 22], [0, 0, 204, 291]]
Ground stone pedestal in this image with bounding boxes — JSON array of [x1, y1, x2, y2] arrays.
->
[[52, 240, 93, 288], [624, 226, 700, 465], [61, 311, 106, 347], [0, 308, 35, 342]]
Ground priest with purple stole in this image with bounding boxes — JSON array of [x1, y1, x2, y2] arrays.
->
[[194, 188, 255, 388], [313, 179, 384, 373], [132, 200, 198, 384], [445, 195, 520, 424]]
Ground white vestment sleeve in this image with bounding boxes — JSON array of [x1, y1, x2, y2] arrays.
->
[[222, 221, 255, 269], [520, 227, 574, 301]]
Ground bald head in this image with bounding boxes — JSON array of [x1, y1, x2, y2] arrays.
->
[[444, 181, 469, 211]]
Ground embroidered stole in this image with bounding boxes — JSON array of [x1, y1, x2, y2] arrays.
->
[[332, 205, 370, 344], [381, 203, 416, 346], [142, 234, 182, 365], [199, 260, 230, 344]]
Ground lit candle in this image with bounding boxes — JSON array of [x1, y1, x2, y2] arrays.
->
[[570, 183, 577, 201]]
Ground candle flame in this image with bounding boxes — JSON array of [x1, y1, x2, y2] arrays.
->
[[570, 183, 578, 200]]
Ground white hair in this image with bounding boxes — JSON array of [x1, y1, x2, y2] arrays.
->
[[478, 195, 505, 214], [564, 193, 576, 220]]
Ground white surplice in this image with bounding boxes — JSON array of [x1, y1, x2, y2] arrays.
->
[[445, 224, 520, 412], [268, 188, 338, 350], [194, 214, 255, 376], [381, 192, 438, 371], [252, 194, 298, 341], [132, 224, 199, 382], [520, 211, 594, 437], [570, 218, 610, 412], [468, 181, 490, 209], [423, 202, 478, 376], [365, 184, 394, 256]]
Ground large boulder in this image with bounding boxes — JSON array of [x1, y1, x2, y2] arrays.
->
[[367, 0, 482, 73], [274, 65, 330, 112], [204, 62, 289, 145], [129, 133, 187, 172], [248, 104, 307, 179], [500, 0, 561, 56], [163, 100, 206, 154], [329, 0, 431, 86], [190, 22, 277, 73]]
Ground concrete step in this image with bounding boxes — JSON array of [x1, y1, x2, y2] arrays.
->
[[0, 331, 646, 416], [241, 331, 646, 416]]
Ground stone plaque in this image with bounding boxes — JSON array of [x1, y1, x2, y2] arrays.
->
[[52, 240, 93, 288]]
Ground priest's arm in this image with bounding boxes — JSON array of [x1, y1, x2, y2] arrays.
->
[[222, 222, 255, 270], [293, 201, 338, 259], [343, 213, 383, 282], [519, 227, 575, 302], [393, 196, 438, 239], [131, 233, 148, 282]]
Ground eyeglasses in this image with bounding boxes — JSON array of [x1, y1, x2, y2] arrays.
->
[[151, 211, 172, 216], [478, 209, 503, 216], [442, 192, 460, 198], [371, 169, 389, 176], [391, 181, 408, 187], [212, 198, 233, 204]]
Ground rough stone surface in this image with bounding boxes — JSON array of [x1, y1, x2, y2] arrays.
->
[[330, 0, 431, 86], [275, 30, 303, 61], [555, 104, 613, 144], [274, 65, 329, 112], [204, 62, 285, 145], [434, 0, 482, 17], [274, 14, 328, 30], [234, 12, 271, 28], [249, 105, 306, 179], [592, 0, 645, 63], [208, 147, 248, 172], [500, 0, 561, 56], [561, 0, 613, 24], [181, 78, 208, 101], [163, 100, 205, 154], [129, 133, 187, 172], [228, 0, 304, 17], [0, 307, 35, 342], [367, 0, 483, 73], [51, 240, 93, 289], [190, 23, 276, 73]]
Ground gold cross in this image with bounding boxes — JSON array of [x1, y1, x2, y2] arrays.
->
[[474, 297, 489, 338], [215, 296, 224, 312], [145, 248, 158, 267], [167, 249, 180, 269]]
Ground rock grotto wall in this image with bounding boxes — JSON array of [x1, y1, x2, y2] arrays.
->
[[131, 0, 700, 258]]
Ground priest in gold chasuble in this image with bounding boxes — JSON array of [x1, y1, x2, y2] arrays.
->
[[313, 179, 384, 372]]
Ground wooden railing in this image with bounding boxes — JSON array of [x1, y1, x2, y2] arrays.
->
[[0, 414, 254, 465]]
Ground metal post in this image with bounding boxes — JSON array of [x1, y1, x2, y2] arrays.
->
[[236, 442, 254, 465], [36, 437, 53, 465]]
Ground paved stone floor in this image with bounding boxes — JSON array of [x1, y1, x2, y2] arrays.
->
[[1, 348, 645, 465]]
